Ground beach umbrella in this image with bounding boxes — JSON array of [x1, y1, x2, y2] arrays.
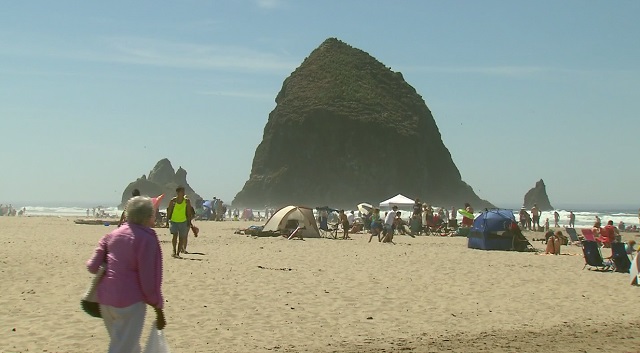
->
[[152, 194, 165, 210], [316, 206, 338, 212], [357, 203, 373, 215]]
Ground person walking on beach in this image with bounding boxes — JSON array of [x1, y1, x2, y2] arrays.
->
[[167, 186, 193, 258], [118, 189, 141, 227], [553, 211, 560, 228], [531, 204, 541, 231], [568, 211, 576, 228], [461, 203, 474, 227], [369, 208, 383, 243], [86, 196, 166, 352], [382, 206, 398, 243]]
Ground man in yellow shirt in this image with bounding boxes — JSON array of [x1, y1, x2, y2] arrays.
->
[[167, 186, 193, 258]]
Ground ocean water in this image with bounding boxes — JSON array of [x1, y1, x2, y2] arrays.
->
[[518, 209, 638, 229], [19, 206, 121, 218], [7, 205, 640, 230], [367, 208, 640, 230]]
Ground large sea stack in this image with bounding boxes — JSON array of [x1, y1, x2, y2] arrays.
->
[[233, 38, 493, 209], [119, 158, 202, 209], [523, 179, 553, 211]]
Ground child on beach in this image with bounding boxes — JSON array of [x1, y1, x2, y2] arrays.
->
[[626, 240, 637, 258], [369, 208, 382, 243]]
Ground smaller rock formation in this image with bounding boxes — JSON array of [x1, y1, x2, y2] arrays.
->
[[523, 179, 553, 211], [120, 158, 202, 209]]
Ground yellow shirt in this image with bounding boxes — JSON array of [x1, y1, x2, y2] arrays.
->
[[171, 198, 188, 223]]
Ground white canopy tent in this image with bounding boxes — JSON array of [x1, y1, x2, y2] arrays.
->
[[379, 194, 415, 209]]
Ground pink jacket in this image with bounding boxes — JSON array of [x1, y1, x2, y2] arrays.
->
[[86, 223, 164, 309]]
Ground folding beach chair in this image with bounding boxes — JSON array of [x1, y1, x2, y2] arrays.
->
[[581, 228, 597, 242], [610, 242, 632, 273], [565, 228, 580, 243], [319, 222, 339, 239], [581, 240, 611, 271]]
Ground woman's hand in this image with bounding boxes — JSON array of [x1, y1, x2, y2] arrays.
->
[[155, 307, 166, 330]]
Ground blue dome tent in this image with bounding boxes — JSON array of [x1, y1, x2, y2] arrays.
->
[[468, 209, 532, 251]]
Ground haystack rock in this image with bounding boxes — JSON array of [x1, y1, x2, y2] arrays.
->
[[120, 158, 202, 209], [523, 179, 553, 211], [233, 38, 493, 210]]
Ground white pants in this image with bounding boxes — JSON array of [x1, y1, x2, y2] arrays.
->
[[101, 302, 147, 353]]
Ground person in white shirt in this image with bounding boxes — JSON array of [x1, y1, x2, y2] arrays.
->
[[347, 211, 355, 226], [382, 206, 398, 243]]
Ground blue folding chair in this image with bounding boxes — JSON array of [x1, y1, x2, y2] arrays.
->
[[565, 227, 580, 243], [610, 242, 631, 273], [581, 240, 611, 271]]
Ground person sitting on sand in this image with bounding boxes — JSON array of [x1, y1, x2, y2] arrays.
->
[[349, 221, 363, 234], [393, 211, 407, 235], [369, 208, 383, 243], [545, 230, 563, 255]]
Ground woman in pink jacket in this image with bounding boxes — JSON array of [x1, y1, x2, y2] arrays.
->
[[87, 196, 165, 353]]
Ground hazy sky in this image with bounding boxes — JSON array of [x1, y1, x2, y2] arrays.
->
[[1, 1, 638, 208]]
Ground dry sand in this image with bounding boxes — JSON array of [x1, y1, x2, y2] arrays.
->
[[1, 216, 639, 353]]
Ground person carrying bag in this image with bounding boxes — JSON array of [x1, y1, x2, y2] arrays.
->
[[85, 196, 167, 353]]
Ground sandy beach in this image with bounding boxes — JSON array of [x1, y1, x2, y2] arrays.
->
[[1, 216, 639, 353]]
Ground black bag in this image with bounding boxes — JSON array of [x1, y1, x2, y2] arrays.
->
[[81, 299, 102, 318], [81, 264, 106, 318], [81, 246, 107, 318]]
